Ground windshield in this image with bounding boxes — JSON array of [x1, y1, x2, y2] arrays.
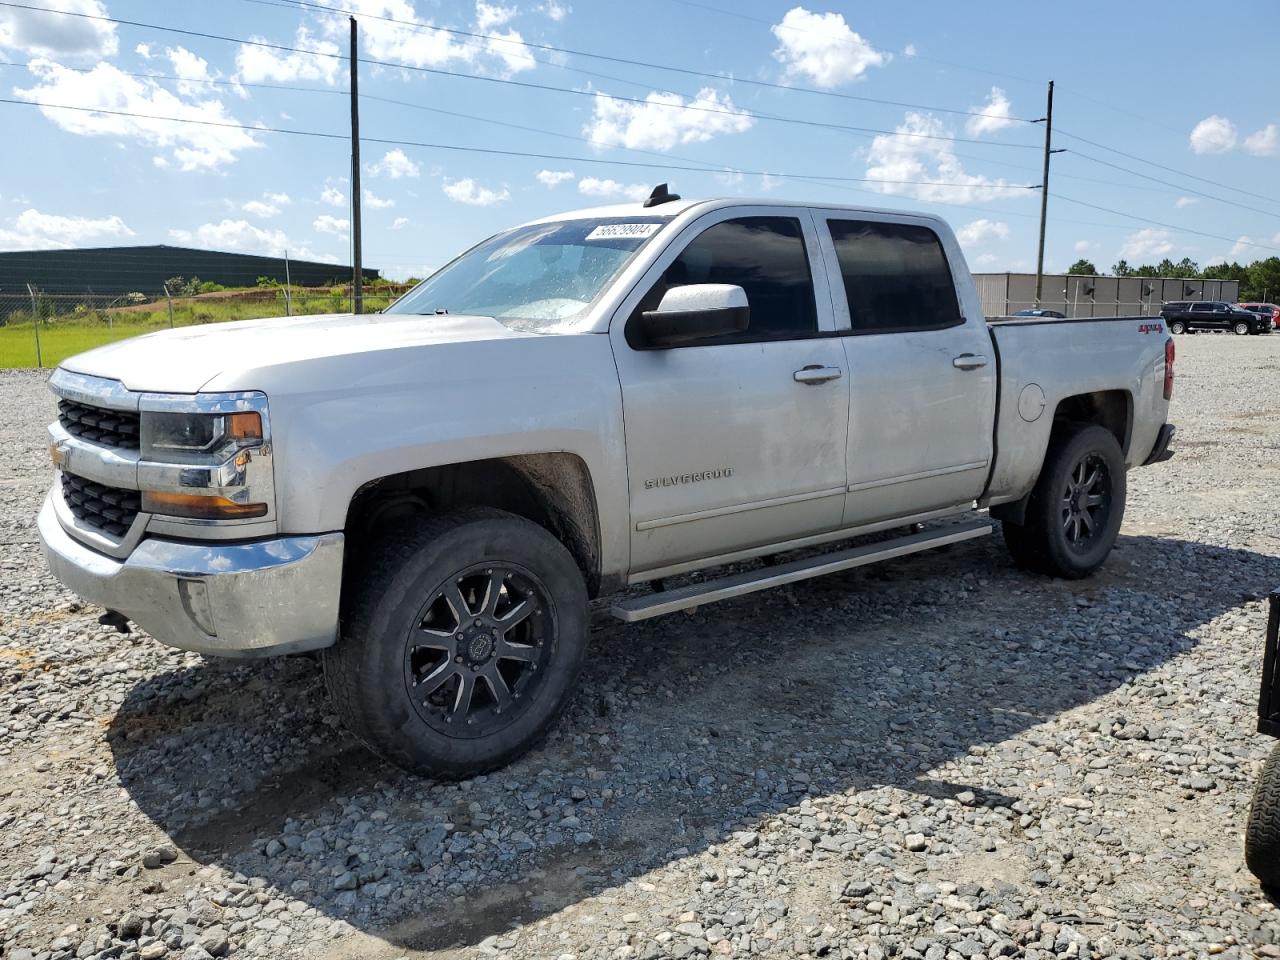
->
[[385, 217, 669, 333]]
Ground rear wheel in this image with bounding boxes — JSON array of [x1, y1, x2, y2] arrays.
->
[[1168, 320, 1185, 335], [1002, 423, 1126, 579], [324, 509, 589, 778], [1235, 320, 1251, 335], [1246, 742, 1280, 890]]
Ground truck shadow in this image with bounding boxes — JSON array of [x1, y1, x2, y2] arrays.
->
[[108, 531, 1275, 952]]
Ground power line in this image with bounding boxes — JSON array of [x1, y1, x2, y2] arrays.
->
[[1055, 126, 1280, 208], [0, 96, 1044, 191], [229, 0, 1040, 125], [1054, 193, 1280, 254], [0, 1, 1043, 150]]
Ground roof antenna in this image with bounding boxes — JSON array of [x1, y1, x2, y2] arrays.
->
[[643, 183, 681, 208]]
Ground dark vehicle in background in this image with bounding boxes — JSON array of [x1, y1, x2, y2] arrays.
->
[[1011, 308, 1066, 318], [1237, 302, 1280, 331], [1160, 301, 1271, 336]]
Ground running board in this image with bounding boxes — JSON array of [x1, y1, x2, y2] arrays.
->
[[609, 520, 992, 623]]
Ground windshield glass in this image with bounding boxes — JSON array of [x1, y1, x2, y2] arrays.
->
[[385, 217, 669, 333]]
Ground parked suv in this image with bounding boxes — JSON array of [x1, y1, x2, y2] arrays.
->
[[1160, 301, 1271, 335], [1237, 302, 1280, 331]]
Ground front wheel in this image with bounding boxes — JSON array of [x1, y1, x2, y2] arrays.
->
[[1246, 742, 1280, 890], [1169, 320, 1185, 335], [1235, 320, 1251, 335], [1002, 423, 1126, 579], [324, 509, 589, 778]]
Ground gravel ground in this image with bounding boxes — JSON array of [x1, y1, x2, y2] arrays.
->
[[2, 334, 1280, 960]]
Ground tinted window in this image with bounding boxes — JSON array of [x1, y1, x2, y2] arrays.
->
[[827, 219, 961, 334], [1191, 303, 1212, 312], [635, 216, 817, 343]]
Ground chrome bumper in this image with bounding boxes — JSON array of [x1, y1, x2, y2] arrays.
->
[[38, 495, 344, 658]]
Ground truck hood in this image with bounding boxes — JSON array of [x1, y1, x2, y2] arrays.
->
[[60, 312, 530, 393]]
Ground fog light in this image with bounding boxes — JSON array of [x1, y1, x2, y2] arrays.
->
[[143, 491, 268, 520]]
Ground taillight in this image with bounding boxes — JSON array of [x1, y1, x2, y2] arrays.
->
[[1164, 337, 1175, 400]]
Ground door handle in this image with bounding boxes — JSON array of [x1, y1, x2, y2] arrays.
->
[[794, 365, 843, 384], [953, 354, 989, 370]]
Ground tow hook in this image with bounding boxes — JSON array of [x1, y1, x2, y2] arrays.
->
[[98, 610, 131, 634]]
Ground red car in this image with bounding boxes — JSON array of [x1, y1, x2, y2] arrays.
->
[[1238, 302, 1280, 330]]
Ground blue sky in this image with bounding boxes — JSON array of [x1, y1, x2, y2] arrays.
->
[[0, 0, 1277, 282]]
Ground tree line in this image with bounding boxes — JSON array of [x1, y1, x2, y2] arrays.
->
[[1065, 256, 1280, 302]]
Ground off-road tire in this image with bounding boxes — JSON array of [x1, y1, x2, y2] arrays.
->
[[1168, 320, 1185, 335], [1246, 742, 1280, 890], [1002, 423, 1126, 579], [324, 508, 589, 778]]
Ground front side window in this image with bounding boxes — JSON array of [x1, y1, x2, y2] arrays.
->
[[386, 217, 667, 333], [828, 219, 962, 334], [632, 216, 818, 344]]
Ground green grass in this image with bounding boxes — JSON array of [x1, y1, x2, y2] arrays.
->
[[0, 291, 397, 369]]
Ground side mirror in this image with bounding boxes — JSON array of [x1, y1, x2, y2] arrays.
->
[[633, 284, 749, 349]]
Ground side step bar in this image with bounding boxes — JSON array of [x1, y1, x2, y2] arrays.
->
[[609, 520, 992, 623]]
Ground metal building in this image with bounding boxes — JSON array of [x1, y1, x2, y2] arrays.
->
[[0, 244, 379, 296], [973, 273, 1241, 319]]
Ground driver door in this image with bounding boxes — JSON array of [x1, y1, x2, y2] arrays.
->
[[608, 208, 850, 577]]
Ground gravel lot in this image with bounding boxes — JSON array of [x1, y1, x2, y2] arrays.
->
[[2, 334, 1280, 960]]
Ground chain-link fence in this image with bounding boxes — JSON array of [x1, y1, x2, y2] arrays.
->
[[0, 282, 410, 368]]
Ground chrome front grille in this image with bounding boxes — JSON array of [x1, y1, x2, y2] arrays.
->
[[57, 398, 140, 450], [60, 473, 141, 538]]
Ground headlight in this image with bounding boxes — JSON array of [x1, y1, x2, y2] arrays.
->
[[141, 411, 263, 462], [137, 395, 274, 525]]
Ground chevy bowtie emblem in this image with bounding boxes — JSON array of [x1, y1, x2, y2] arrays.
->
[[49, 440, 68, 468]]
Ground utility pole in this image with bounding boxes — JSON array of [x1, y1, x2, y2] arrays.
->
[[283, 249, 293, 317], [26, 283, 42, 369], [349, 16, 364, 316], [1034, 79, 1059, 308]]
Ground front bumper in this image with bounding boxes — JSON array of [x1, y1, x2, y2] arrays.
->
[[38, 495, 344, 658]]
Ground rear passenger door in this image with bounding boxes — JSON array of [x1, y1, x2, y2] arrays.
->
[[814, 214, 997, 526]]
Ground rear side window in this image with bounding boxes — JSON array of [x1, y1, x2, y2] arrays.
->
[[636, 216, 817, 343], [827, 219, 962, 334]]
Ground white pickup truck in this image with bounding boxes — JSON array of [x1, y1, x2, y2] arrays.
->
[[39, 189, 1177, 777]]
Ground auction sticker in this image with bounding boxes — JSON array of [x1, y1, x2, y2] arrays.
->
[[585, 223, 663, 241]]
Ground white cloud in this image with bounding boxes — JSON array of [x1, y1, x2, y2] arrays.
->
[[363, 189, 395, 209], [0, 207, 132, 250], [321, 185, 346, 207], [1073, 239, 1096, 253], [577, 177, 649, 202], [586, 86, 753, 152], [0, 0, 117, 60], [15, 59, 260, 171], [392, 216, 410, 229], [242, 199, 281, 218], [903, 43, 917, 57], [1244, 123, 1279, 157], [236, 27, 341, 85], [1189, 115, 1237, 154], [442, 177, 510, 206], [313, 214, 350, 237], [536, 169, 575, 187], [317, 0, 535, 78], [770, 6, 886, 88], [1119, 228, 1174, 260], [1174, 196, 1198, 209], [965, 87, 1015, 137], [539, 1, 570, 20], [956, 219, 1009, 246], [265, 191, 291, 205], [368, 147, 421, 179], [973, 252, 998, 267], [165, 46, 216, 97], [864, 112, 1028, 203], [135, 42, 152, 60], [169, 219, 289, 255], [475, 0, 516, 31]]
